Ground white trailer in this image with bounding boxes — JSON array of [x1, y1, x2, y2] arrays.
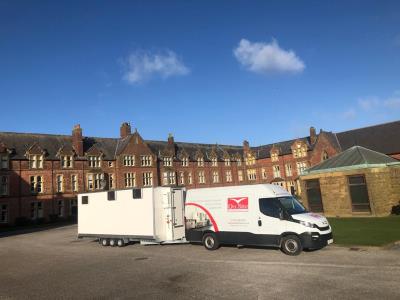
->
[[77, 187, 186, 247]]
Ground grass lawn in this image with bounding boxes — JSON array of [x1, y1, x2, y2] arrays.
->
[[328, 216, 400, 247]]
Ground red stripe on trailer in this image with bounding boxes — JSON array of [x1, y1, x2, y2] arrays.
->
[[185, 202, 219, 232]]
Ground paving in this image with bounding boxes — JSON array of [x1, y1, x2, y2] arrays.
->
[[0, 225, 399, 299]]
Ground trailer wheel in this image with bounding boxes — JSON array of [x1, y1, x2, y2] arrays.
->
[[109, 239, 117, 247], [202, 232, 219, 250], [281, 235, 302, 256], [117, 239, 125, 247], [100, 238, 109, 247]]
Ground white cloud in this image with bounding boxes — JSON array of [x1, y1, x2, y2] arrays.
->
[[384, 97, 400, 109], [122, 50, 189, 84], [233, 38, 305, 74], [342, 108, 357, 120], [358, 97, 380, 111]]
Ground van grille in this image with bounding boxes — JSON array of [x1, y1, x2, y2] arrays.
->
[[314, 224, 330, 231]]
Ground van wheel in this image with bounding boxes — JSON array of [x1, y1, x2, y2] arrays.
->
[[281, 235, 302, 256], [202, 233, 219, 250]]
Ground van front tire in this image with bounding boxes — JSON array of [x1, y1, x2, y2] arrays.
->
[[281, 235, 302, 256], [202, 233, 219, 250]]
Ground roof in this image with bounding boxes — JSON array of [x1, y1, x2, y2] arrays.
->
[[305, 146, 400, 174], [337, 120, 400, 155]]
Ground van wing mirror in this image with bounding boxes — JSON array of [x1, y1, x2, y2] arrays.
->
[[279, 209, 284, 220]]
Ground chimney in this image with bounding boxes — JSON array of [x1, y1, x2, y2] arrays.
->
[[120, 122, 131, 138], [243, 140, 250, 153], [167, 133, 174, 145], [72, 124, 83, 157], [310, 126, 317, 144]]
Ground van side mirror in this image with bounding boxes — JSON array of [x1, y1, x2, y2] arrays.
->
[[279, 209, 284, 220]]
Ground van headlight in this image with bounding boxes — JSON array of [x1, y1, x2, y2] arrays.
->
[[299, 220, 314, 228]]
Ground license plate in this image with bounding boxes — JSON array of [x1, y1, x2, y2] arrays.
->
[[327, 239, 333, 244]]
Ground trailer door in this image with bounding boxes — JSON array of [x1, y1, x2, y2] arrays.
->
[[171, 189, 185, 239]]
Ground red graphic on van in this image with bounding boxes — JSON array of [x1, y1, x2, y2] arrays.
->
[[228, 197, 248, 211]]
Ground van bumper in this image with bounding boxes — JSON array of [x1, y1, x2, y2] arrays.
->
[[300, 232, 333, 250]]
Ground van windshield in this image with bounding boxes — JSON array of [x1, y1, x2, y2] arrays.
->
[[277, 196, 307, 215]]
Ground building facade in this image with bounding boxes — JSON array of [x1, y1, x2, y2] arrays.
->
[[0, 120, 399, 225]]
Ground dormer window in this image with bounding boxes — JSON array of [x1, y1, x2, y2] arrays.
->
[[0, 154, 8, 169], [224, 158, 231, 166], [245, 154, 255, 166], [211, 157, 218, 167], [88, 156, 101, 168], [29, 155, 43, 169], [163, 157, 173, 167], [197, 157, 204, 167], [123, 155, 135, 166], [61, 155, 73, 168], [181, 157, 189, 167], [322, 151, 329, 161], [271, 152, 279, 162], [293, 143, 307, 158]]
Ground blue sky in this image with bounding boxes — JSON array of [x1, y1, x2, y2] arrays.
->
[[1, 0, 400, 146]]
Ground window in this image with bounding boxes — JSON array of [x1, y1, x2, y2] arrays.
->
[[124, 173, 136, 187], [71, 175, 78, 192], [322, 151, 329, 161], [0, 204, 8, 223], [179, 172, 185, 185], [107, 191, 115, 201], [296, 161, 307, 175], [286, 181, 296, 195], [188, 172, 193, 184], [109, 173, 115, 189], [212, 171, 219, 183], [0, 176, 9, 196], [271, 152, 279, 162], [143, 172, 153, 186], [348, 175, 371, 212], [197, 157, 204, 167], [293, 144, 307, 158], [29, 155, 43, 169], [273, 165, 281, 178], [182, 157, 189, 167], [245, 155, 255, 166], [0, 154, 9, 169], [238, 170, 243, 182], [259, 198, 282, 218], [30, 202, 43, 219], [56, 175, 63, 192], [211, 157, 218, 167], [247, 169, 257, 181], [261, 168, 268, 180], [87, 173, 103, 190], [224, 159, 231, 166], [226, 170, 232, 182], [30, 176, 43, 193], [163, 157, 172, 167], [123, 155, 135, 166], [237, 158, 242, 166], [305, 179, 324, 212], [285, 164, 292, 177], [132, 189, 142, 199], [58, 200, 64, 217], [198, 171, 205, 184], [162, 171, 176, 185], [108, 161, 114, 167], [141, 155, 152, 167], [81, 196, 88, 205], [88, 156, 101, 168], [61, 155, 73, 168]]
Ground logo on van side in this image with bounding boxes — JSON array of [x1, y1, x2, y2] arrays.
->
[[227, 197, 248, 211]]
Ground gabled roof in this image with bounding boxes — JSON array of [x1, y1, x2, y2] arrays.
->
[[336, 120, 400, 155], [305, 146, 400, 174]]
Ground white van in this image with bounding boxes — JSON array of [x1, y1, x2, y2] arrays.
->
[[185, 184, 333, 255]]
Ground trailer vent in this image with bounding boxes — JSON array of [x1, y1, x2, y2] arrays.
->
[[108, 191, 115, 201], [82, 196, 89, 205], [132, 188, 142, 199]]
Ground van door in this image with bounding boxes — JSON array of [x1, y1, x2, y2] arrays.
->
[[171, 189, 185, 240], [255, 198, 285, 246]]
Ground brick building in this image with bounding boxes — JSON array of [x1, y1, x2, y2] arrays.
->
[[0, 120, 399, 225]]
